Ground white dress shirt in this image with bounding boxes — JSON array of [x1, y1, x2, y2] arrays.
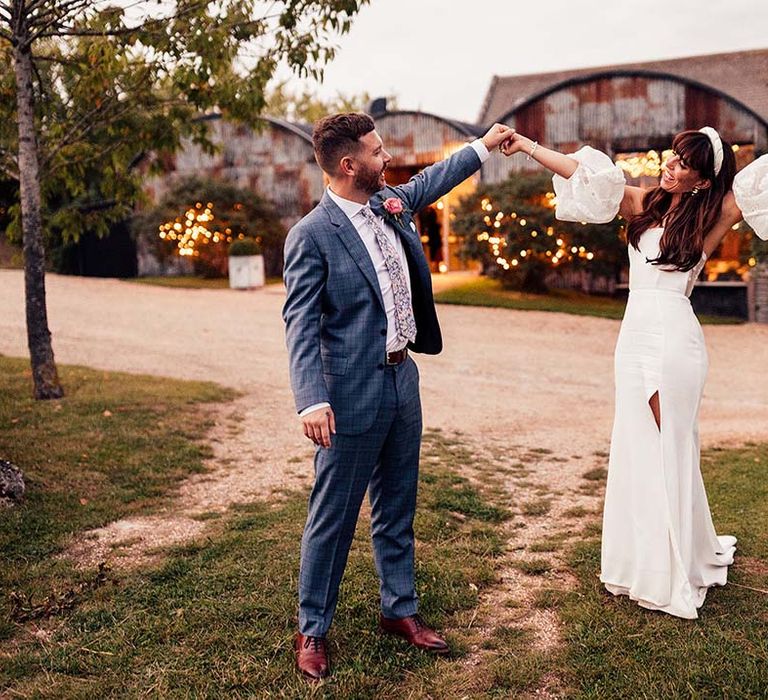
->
[[326, 187, 413, 354], [299, 139, 490, 417]]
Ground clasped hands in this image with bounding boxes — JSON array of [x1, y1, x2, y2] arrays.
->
[[481, 123, 531, 157]]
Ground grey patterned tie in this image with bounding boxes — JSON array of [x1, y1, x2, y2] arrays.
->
[[360, 206, 417, 346]]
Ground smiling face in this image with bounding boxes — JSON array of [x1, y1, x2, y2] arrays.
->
[[347, 130, 392, 195], [660, 150, 708, 195], [659, 131, 718, 196], [627, 129, 737, 271]]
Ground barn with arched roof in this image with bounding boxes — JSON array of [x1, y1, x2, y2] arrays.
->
[[480, 56, 768, 184]]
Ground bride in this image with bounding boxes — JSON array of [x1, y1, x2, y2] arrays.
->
[[501, 128, 767, 618]]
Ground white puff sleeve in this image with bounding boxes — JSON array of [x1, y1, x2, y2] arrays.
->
[[733, 153, 768, 240], [553, 146, 626, 224]]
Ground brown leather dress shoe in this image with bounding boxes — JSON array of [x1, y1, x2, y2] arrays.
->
[[295, 633, 330, 680], [379, 614, 450, 655]]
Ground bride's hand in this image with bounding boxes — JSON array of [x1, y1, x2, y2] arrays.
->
[[500, 133, 531, 156]]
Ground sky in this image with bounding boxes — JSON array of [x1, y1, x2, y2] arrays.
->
[[282, 0, 768, 124]]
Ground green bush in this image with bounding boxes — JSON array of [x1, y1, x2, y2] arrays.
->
[[453, 173, 625, 293], [227, 237, 262, 256], [133, 178, 284, 278]]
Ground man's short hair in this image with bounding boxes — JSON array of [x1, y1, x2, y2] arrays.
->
[[312, 112, 375, 175]]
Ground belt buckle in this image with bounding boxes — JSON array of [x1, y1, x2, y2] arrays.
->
[[386, 349, 407, 366]]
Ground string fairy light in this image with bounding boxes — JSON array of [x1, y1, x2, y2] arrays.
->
[[159, 202, 232, 257], [157, 201, 245, 257], [473, 194, 597, 272]]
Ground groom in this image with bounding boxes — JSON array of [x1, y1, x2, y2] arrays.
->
[[282, 112, 514, 680]]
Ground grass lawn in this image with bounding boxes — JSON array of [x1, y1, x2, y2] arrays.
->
[[0, 357, 235, 643], [434, 276, 744, 325], [2, 424, 515, 698], [560, 442, 768, 698], [2, 354, 765, 697], [126, 276, 282, 289]]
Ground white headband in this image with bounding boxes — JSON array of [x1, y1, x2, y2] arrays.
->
[[699, 126, 723, 176]]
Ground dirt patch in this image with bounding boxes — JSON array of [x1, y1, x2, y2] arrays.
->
[[445, 436, 606, 695], [63, 395, 316, 570]]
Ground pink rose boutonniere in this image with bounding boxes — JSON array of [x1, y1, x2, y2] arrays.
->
[[382, 197, 407, 225]]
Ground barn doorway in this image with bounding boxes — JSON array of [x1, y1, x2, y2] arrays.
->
[[385, 165, 444, 271]]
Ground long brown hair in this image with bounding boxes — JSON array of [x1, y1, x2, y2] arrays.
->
[[626, 130, 736, 271]]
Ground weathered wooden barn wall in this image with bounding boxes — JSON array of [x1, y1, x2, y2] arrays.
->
[[136, 61, 766, 300], [755, 263, 768, 323], [483, 74, 768, 184], [145, 116, 324, 230]]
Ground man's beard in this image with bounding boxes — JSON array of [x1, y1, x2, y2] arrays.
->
[[354, 163, 386, 196]]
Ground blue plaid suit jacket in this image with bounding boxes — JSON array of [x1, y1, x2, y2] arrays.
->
[[282, 145, 482, 435]]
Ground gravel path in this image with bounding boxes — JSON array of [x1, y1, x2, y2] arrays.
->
[[2, 269, 767, 569]]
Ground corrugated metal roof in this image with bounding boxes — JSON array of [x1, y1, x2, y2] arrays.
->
[[481, 74, 766, 185], [374, 109, 484, 138], [374, 111, 484, 166], [479, 48, 768, 126]]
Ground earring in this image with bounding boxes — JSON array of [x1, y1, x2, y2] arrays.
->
[[691, 187, 700, 195]]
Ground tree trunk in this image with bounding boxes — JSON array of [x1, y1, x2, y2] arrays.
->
[[14, 44, 64, 399]]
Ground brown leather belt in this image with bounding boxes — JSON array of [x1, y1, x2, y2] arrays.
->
[[385, 348, 408, 365]]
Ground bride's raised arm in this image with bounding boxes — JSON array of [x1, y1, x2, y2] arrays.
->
[[703, 153, 768, 256], [501, 132, 645, 223]]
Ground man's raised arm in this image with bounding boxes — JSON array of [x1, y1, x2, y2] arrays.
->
[[391, 124, 515, 212]]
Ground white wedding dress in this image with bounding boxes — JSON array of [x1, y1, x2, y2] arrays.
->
[[553, 147, 768, 619]]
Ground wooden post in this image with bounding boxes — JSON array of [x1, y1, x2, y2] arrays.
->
[[441, 199, 450, 271], [754, 262, 768, 324]]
